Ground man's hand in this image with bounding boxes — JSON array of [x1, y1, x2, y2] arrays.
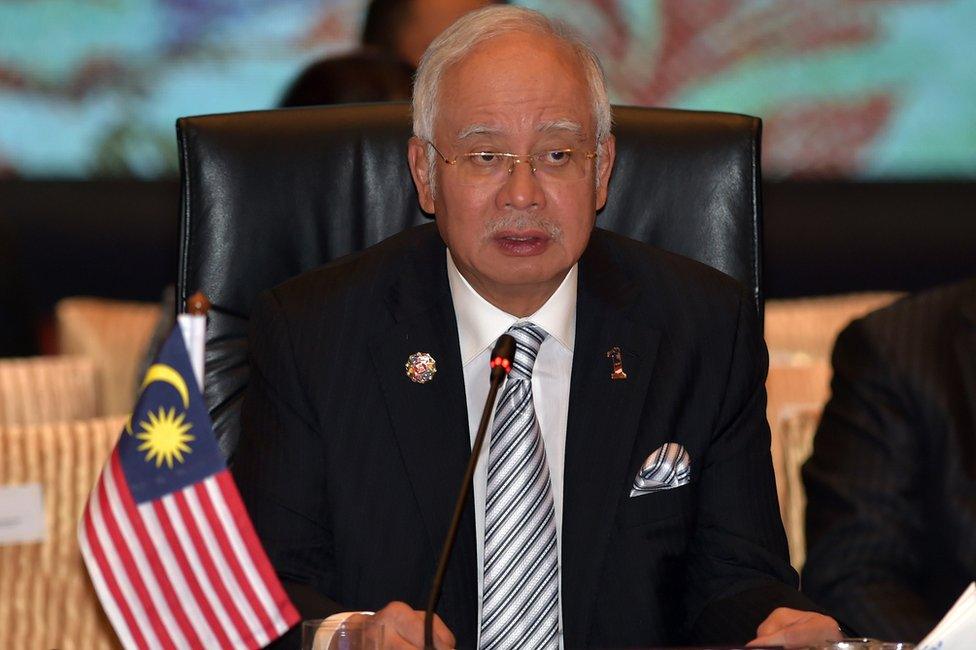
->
[[350, 601, 455, 649], [747, 607, 842, 648]]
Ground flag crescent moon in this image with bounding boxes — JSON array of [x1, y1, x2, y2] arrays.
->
[[141, 364, 190, 408], [125, 364, 191, 435]]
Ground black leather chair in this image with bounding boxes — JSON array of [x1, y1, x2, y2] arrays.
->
[[176, 102, 764, 457]]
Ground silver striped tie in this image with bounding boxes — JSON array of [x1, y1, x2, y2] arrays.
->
[[480, 322, 559, 650]]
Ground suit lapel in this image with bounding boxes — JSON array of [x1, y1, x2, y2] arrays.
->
[[368, 230, 478, 642], [562, 232, 662, 645]]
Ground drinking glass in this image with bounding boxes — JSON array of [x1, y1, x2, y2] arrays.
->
[[301, 618, 384, 650]]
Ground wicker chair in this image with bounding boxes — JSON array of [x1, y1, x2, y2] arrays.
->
[[56, 297, 162, 416], [0, 356, 99, 427], [0, 415, 125, 649], [765, 366, 829, 571]]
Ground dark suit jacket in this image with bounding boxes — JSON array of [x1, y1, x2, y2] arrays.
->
[[802, 278, 976, 642], [233, 224, 817, 648]]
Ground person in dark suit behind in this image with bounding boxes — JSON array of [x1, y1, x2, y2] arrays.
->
[[802, 278, 976, 642], [279, 50, 414, 107], [361, 0, 497, 70], [234, 6, 842, 648]]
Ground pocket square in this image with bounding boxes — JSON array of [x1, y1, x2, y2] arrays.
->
[[630, 442, 691, 497]]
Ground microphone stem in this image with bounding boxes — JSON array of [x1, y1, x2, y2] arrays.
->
[[424, 368, 506, 650]]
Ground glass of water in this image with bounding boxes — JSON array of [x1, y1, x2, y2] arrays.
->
[[301, 618, 384, 650]]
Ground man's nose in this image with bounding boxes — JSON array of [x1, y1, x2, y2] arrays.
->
[[498, 158, 544, 210]]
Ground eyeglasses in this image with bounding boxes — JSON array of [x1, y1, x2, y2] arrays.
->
[[427, 141, 596, 186]]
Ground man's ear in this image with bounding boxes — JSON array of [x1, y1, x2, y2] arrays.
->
[[595, 133, 616, 211], [407, 136, 436, 214]]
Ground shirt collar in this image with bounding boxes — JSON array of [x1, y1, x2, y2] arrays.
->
[[447, 250, 577, 364]]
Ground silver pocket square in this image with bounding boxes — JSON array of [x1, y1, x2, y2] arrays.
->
[[630, 442, 691, 497]]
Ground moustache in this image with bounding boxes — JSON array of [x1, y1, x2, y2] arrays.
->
[[483, 214, 562, 241]]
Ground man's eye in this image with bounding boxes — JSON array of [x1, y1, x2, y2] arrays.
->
[[470, 152, 500, 165], [541, 150, 572, 166]]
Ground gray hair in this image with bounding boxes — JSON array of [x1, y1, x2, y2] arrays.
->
[[412, 5, 612, 188]]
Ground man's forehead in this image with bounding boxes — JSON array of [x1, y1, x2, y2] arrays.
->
[[432, 30, 595, 144], [438, 33, 588, 98]]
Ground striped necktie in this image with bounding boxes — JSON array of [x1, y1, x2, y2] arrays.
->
[[480, 322, 559, 649]]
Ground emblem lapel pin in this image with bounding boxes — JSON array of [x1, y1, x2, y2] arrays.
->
[[405, 352, 437, 384], [606, 346, 628, 380]]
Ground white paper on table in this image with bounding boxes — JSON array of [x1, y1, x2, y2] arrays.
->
[[919, 582, 976, 650], [0, 483, 45, 545]]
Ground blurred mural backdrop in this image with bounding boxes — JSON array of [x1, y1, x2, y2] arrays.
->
[[1, 0, 974, 180]]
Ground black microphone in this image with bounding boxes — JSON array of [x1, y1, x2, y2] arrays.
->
[[424, 334, 516, 650]]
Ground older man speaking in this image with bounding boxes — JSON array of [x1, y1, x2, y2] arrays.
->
[[233, 6, 841, 649]]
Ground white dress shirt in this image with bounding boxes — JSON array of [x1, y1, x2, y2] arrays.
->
[[447, 251, 576, 647]]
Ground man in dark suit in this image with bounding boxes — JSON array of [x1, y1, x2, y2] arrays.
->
[[233, 6, 841, 648], [802, 278, 976, 642]]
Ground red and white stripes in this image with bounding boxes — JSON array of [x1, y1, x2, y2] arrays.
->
[[79, 450, 297, 649]]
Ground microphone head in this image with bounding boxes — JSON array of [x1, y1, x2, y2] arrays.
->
[[489, 334, 516, 377]]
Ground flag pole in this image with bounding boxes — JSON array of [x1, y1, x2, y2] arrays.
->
[[179, 291, 210, 392]]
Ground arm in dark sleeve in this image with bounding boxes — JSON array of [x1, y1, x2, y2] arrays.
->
[[801, 318, 933, 641], [232, 290, 349, 646], [686, 288, 824, 643]]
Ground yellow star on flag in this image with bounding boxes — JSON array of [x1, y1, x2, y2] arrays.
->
[[135, 406, 195, 469]]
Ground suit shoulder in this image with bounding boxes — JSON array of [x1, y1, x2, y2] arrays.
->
[[591, 228, 747, 307], [844, 277, 976, 348], [584, 230, 755, 353], [261, 224, 441, 317], [860, 277, 975, 329], [834, 278, 976, 382]]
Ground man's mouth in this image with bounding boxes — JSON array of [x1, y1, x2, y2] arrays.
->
[[493, 230, 551, 256]]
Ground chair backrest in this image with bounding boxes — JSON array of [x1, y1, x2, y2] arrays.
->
[[0, 415, 125, 649], [56, 296, 162, 416], [0, 355, 99, 426], [177, 102, 763, 455]]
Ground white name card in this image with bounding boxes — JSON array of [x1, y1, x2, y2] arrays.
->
[[0, 483, 46, 545]]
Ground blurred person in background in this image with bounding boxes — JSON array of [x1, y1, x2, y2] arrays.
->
[[802, 277, 976, 642], [280, 0, 495, 107], [279, 50, 414, 106], [362, 0, 498, 69]]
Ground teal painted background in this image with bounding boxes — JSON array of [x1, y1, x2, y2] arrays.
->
[[1, 0, 973, 179]]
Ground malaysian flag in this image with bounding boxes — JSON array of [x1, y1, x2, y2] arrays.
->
[[79, 319, 299, 649]]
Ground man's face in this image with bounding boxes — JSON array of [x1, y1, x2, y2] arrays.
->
[[407, 32, 616, 315]]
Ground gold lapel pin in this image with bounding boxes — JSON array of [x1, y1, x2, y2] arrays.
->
[[606, 346, 627, 380], [405, 352, 437, 384]]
